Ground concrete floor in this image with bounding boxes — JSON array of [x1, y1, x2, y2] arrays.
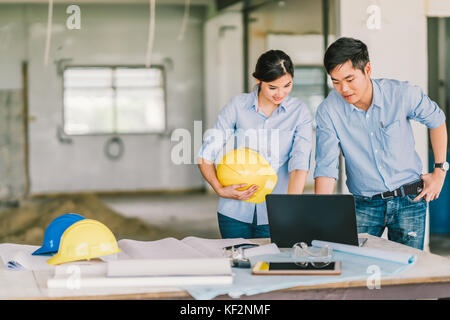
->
[[100, 192, 450, 258]]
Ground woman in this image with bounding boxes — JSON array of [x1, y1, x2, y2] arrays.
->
[[197, 50, 313, 239]]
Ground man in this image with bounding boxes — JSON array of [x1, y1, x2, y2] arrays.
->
[[314, 37, 448, 249]]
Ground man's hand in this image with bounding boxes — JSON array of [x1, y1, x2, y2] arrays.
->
[[217, 184, 259, 201], [414, 170, 446, 202]]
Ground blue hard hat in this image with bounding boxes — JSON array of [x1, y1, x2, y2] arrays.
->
[[32, 213, 86, 256]]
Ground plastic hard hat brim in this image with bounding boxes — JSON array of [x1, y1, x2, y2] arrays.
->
[[32, 246, 56, 256], [46, 247, 122, 265], [46, 254, 67, 265]]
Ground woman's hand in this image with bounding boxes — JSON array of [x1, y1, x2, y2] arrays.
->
[[217, 184, 259, 201]]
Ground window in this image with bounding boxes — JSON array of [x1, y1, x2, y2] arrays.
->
[[63, 66, 166, 135], [290, 66, 333, 119]]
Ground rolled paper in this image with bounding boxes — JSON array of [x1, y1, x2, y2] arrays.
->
[[312, 240, 417, 265]]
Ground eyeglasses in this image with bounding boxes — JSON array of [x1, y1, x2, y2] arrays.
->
[[222, 244, 259, 268], [292, 242, 333, 268]]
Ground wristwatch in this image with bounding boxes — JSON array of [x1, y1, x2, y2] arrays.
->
[[435, 162, 449, 172]]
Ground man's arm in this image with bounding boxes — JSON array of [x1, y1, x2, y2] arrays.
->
[[313, 104, 341, 194], [430, 122, 448, 164], [414, 123, 448, 202], [314, 176, 336, 194], [406, 85, 447, 202]]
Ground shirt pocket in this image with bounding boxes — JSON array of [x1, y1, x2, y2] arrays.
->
[[380, 120, 402, 157]]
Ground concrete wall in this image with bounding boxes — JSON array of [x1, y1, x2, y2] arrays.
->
[[0, 5, 28, 200], [0, 89, 26, 200], [0, 3, 207, 195], [204, 11, 243, 131]]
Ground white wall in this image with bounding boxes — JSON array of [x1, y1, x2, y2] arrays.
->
[[427, 0, 450, 17], [1, 4, 208, 194]]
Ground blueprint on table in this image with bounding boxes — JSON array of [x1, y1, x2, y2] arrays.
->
[[182, 250, 415, 300]]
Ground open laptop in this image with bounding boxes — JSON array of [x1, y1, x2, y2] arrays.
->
[[265, 194, 367, 248]]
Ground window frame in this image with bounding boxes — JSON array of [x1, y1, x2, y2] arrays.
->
[[61, 64, 168, 136], [291, 64, 333, 117]]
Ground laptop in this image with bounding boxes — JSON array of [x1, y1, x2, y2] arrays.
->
[[265, 194, 367, 248]]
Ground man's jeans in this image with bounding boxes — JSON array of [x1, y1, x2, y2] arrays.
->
[[354, 194, 427, 250], [217, 212, 270, 239]]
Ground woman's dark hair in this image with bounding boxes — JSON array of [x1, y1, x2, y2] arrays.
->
[[252, 50, 294, 82], [324, 37, 370, 74]]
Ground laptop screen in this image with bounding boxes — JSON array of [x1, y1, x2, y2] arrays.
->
[[265, 194, 359, 247]]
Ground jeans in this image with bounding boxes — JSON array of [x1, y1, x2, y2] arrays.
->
[[354, 194, 427, 250], [217, 212, 270, 239]]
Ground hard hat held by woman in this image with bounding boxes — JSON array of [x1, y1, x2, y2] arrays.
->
[[217, 148, 277, 204]]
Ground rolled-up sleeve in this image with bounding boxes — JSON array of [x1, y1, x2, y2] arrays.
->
[[313, 104, 340, 179], [288, 106, 313, 172], [407, 84, 446, 129], [197, 98, 237, 163]]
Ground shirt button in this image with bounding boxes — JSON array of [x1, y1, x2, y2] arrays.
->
[[366, 114, 370, 119], [370, 132, 374, 136], [375, 149, 378, 153]]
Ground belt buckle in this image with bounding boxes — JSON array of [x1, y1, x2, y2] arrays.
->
[[381, 193, 394, 199], [381, 189, 396, 199]]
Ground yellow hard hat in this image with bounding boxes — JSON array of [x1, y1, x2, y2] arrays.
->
[[47, 219, 121, 265], [216, 148, 277, 203]]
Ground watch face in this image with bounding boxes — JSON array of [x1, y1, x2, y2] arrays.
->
[[444, 162, 449, 171]]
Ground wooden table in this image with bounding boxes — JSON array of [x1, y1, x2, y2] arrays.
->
[[1, 234, 450, 300]]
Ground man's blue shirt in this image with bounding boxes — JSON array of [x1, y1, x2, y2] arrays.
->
[[314, 78, 446, 197]]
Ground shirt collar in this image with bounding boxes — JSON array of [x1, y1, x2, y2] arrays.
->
[[346, 78, 383, 113], [371, 79, 384, 109], [250, 87, 288, 113]]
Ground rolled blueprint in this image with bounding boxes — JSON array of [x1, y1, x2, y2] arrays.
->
[[311, 240, 417, 265]]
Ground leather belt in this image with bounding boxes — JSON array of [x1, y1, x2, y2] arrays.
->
[[372, 180, 424, 199]]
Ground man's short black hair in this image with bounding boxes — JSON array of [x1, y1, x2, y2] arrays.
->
[[324, 37, 370, 74]]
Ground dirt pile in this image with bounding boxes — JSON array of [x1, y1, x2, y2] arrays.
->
[[0, 193, 185, 245]]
